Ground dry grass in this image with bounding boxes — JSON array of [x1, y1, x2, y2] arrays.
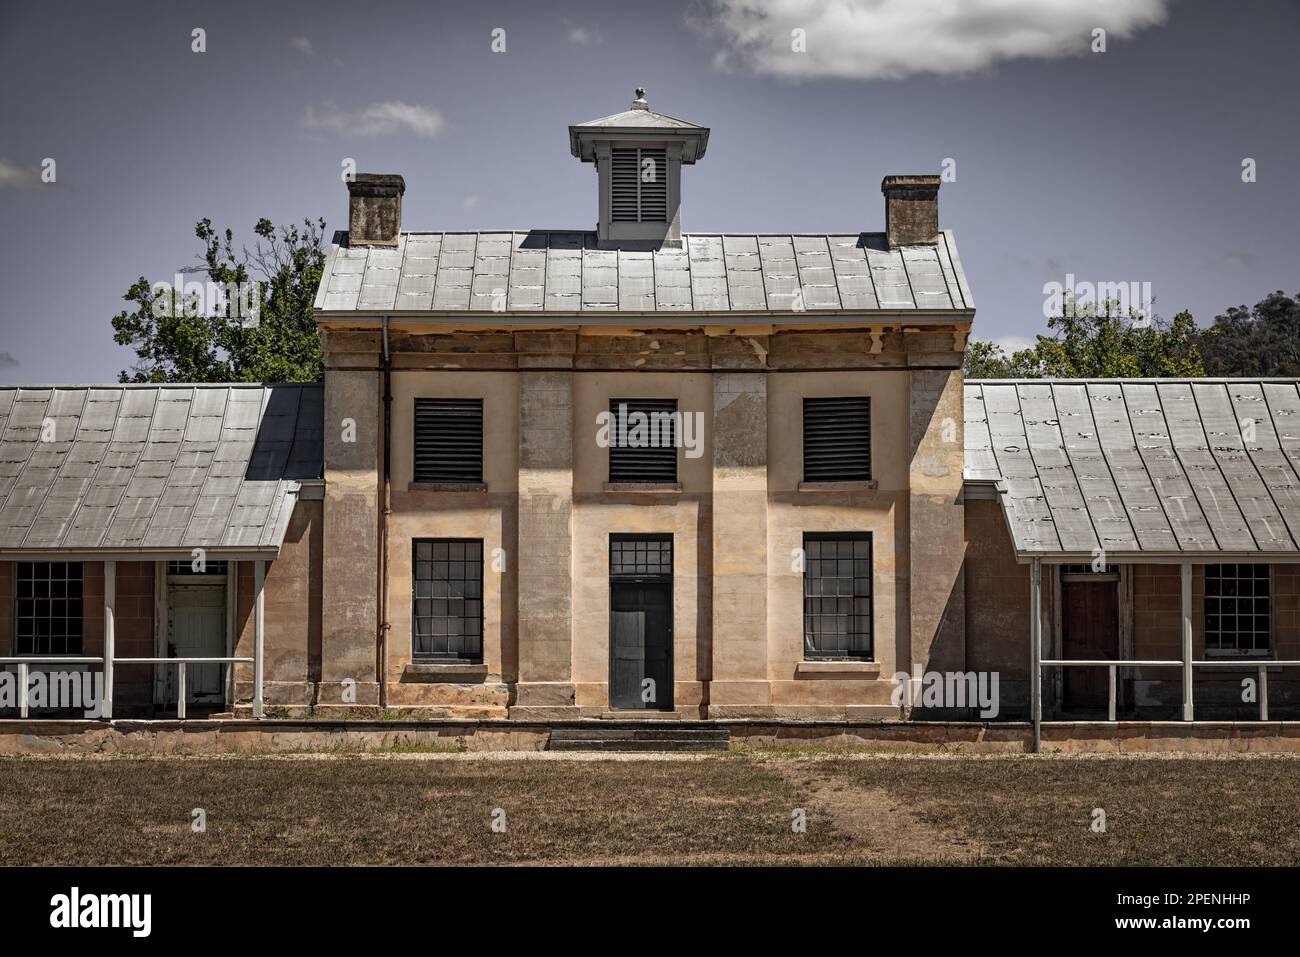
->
[[0, 752, 1296, 866], [819, 753, 1300, 866]]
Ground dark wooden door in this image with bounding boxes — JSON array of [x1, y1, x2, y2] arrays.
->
[[1061, 579, 1119, 711], [610, 582, 672, 710]]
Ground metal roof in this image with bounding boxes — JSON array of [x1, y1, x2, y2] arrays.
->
[[571, 107, 706, 131], [314, 230, 974, 318], [965, 379, 1300, 558], [0, 383, 322, 556]]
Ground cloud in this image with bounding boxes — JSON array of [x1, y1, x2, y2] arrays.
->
[[0, 158, 40, 189], [289, 36, 315, 56], [0, 352, 19, 370], [991, 335, 1036, 354], [1219, 251, 1255, 267], [568, 25, 605, 45], [302, 101, 445, 138], [461, 192, 482, 210], [694, 0, 1171, 81]]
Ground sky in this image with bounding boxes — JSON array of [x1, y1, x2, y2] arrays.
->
[[0, 0, 1297, 385]]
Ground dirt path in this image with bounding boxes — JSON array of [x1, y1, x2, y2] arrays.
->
[[768, 758, 988, 863]]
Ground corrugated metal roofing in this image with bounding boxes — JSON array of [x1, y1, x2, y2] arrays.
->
[[315, 230, 973, 316], [965, 380, 1300, 557], [0, 383, 322, 554]]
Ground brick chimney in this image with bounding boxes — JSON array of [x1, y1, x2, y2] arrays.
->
[[881, 175, 940, 247], [347, 173, 405, 246]]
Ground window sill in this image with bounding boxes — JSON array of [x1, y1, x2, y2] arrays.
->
[[795, 660, 881, 677], [603, 482, 683, 494], [798, 480, 878, 492], [408, 482, 488, 493], [403, 662, 488, 680]]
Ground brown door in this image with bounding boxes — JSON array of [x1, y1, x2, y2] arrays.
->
[[1061, 577, 1119, 712]]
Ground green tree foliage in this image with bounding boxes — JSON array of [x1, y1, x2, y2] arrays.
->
[[964, 300, 1205, 379], [1198, 291, 1300, 377], [111, 217, 327, 383]]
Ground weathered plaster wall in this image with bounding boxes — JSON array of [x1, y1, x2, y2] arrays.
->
[[962, 499, 1030, 714], [383, 369, 516, 715], [570, 371, 712, 715], [320, 331, 381, 705], [233, 499, 322, 708], [750, 369, 910, 718], [310, 322, 970, 719]]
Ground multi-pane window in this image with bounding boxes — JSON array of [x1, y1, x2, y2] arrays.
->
[[412, 540, 483, 661], [1205, 564, 1271, 655], [803, 534, 872, 660], [608, 399, 677, 483], [14, 562, 84, 656], [610, 535, 673, 578], [167, 560, 228, 576], [803, 397, 871, 482], [414, 398, 483, 484]]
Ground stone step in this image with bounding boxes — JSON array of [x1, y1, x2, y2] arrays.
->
[[548, 726, 730, 752]]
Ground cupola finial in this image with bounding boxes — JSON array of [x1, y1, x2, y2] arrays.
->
[[632, 87, 648, 110]]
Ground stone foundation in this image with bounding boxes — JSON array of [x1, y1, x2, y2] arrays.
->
[[2, 719, 1298, 755]]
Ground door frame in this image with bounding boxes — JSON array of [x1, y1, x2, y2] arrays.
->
[[154, 560, 236, 709], [1057, 565, 1122, 714], [608, 533, 674, 711]]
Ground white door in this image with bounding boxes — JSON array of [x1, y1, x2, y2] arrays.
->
[[165, 584, 226, 708]]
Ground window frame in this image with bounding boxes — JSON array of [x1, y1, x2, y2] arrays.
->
[[411, 538, 485, 664], [610, 147, 669, 225], [13, 561, 85, 657], [1204, 563, 1272, 657], [801, 532, 873, 662], [802, 396, 872, 483], [607, 398, 679, 484], [413, 397, 484, 486]]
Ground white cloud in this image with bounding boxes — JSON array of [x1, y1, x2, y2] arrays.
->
[[695, 0, 1171, 81], [568, 25, 605, 45], [1219, 251, 1254, 267], [992, 334, 1036, 354], [0, 158, 40, 189], [302, 101, 445, 138], [461, 192, 482, 210], [289, 36, 315, 56]]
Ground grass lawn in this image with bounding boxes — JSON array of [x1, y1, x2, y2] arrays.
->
[[0, 751, 1296, 866]]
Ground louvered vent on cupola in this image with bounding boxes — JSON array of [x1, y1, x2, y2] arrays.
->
[[611, 147, 669, 224], [569, 89, 710, 248]]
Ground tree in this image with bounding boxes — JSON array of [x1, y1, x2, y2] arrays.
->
[[111, 217, 327, 383], [964, 300, 1205, 379], [1198, 291, 1300, 377]]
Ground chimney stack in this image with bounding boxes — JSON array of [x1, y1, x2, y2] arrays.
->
[[346, 173, 405, 246], [881, 175, 940, 247]]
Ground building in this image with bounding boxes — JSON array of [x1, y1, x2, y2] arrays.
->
[[2, 92, 1298, 731]]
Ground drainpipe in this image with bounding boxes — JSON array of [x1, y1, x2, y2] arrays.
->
[[378, 317, 392, 710]]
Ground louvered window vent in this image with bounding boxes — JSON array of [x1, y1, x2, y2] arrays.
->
[[611, 147, 668, 224], [414, 398, 483, 484], [608, 398, 678, 483], [803, 397, 871, 482]]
